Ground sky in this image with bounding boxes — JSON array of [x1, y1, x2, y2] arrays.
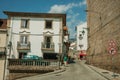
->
[[0, 0, 87, 38]]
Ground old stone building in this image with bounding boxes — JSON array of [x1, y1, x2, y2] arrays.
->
[[0, 19, 7, 80], [86, 0, 120, 73], [0, 19, 7, 58]]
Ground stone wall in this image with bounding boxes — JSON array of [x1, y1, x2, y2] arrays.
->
[[0, 60, 5, 80], [86, 0, 120, 73]]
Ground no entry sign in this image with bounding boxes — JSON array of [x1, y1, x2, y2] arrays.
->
[[108, 47, 117, 55]]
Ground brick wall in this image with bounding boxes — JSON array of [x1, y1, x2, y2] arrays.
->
[[86, 0, 120, 73]]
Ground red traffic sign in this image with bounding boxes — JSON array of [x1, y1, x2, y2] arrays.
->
[[108, 40, 116, 47], [108, 40, 117, 55], [108, 47, 117, 55]]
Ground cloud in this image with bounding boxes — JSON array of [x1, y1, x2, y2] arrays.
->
[[48, 4, 69, 13], [48, 0, 86, 38], [79, 0, 86, 6], [48, 3, 76, 13], [77, 21, 87, 27], [67, 13, 80, 27], [48, 0, 86, 13], [69, 28, 76, 38]]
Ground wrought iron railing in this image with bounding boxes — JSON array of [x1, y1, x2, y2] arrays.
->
[[41, 42, 54, 49], [8, 59, 59, 67], [17, 42, 30, 50]]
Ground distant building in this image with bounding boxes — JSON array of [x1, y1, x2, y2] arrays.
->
[[76, 22, 88, 52], [4, 11, 69, 59], [0, 19, 7, 59], [69, 38, 76, 43]]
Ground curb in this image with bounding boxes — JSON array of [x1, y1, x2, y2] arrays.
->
[[88, 65, 111, 80], [87, 65, 120, 80], [17, 66, 66, 80], [38, 67, 66, 76]]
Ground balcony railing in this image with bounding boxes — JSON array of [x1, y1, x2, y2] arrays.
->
[[41, 42, 54, 53], [17, 42, 30, 52]]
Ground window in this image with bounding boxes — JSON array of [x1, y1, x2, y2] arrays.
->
[[19, 52, 27, 59], [45, 20, 52, 29], [20, 35, 28, 44], [21, 19, 29, 28], [0, 21, 3, 27], [45, 36, 52, 48]]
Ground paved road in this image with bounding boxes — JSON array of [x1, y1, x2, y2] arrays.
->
[[19, 60, 107, 80]]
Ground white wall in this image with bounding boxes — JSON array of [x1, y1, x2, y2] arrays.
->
[[77, 22, 88, 51], [8, 17, 63, 58]]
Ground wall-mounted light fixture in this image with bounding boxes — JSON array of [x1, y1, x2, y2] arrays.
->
[[79, 34, 83, 40], [82, 30, 85, 35]]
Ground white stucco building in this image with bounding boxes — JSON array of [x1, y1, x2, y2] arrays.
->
[[76, 22, 88, 52], [4, 11, 67, 59]]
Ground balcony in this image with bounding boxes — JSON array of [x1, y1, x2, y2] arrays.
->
[[41, 42, 55, 53], [17, 42, 30, 52]]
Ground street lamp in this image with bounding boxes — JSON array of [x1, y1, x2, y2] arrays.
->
[[82, 30, 85, 35], [85, 10, 101, 15]]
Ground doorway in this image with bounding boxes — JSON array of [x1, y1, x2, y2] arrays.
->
[[19, 52, 27, 59]]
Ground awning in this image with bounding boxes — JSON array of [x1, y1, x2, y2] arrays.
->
[[79, 53, 86, 56], [79, 50, 87, 56]]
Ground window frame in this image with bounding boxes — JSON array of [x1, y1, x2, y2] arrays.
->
[[45, 20, 53, 29], [44, 36, 52, 48], [21, 19, 29, 29], [20, 35, 29, 44], [0, 21, 3, 27]]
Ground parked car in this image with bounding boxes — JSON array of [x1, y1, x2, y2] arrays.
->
[[23, 55, 43, 60]]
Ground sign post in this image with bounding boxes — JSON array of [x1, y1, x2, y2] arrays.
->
[[108, 40, 117, 78]]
